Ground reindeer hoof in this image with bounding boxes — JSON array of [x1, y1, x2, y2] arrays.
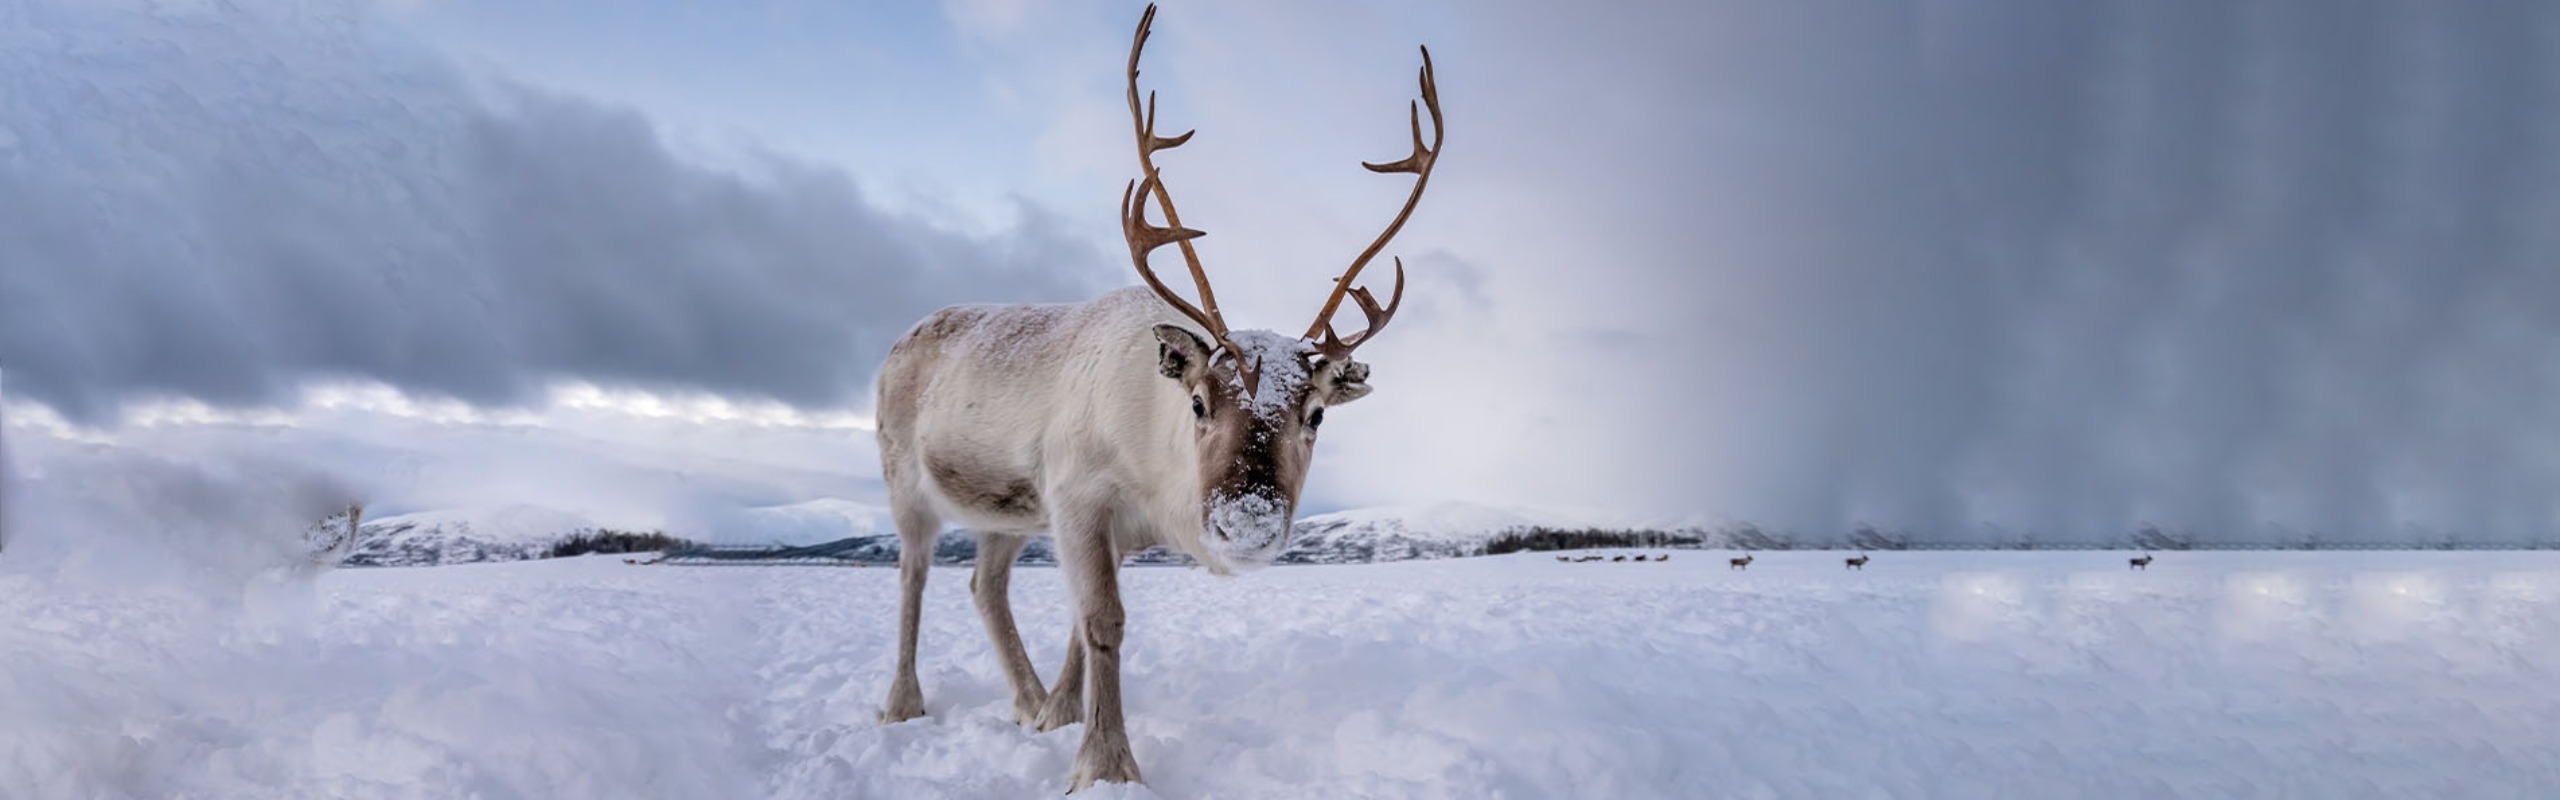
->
[[1066, 732, 1142, 792], [1033, 693, 1084, 731], [879, 679, 926, 724], [1013, 692, 1049, 728]]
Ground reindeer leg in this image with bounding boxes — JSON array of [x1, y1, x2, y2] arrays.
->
[[971, 532, 1047, 726], [879, 503, 938, 724], [1059, 509, 1140, 791], [1035, 623, 1086, 731]]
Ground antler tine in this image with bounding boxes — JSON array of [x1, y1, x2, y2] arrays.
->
[[1142, 91, 1195, 155], [1304, 45, 1442, 351], [1120, 176, 1214, 332], [1124, 4, 1258, 395], [1315, 257, 1405, 361]]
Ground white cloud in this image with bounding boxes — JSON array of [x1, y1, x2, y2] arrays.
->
[[3, 380, 885, 551]]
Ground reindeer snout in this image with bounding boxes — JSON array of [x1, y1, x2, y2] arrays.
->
[[1204, 492, 1291, 568]]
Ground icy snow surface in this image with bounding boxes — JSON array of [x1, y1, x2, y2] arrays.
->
[[6, 551, 2559, 797]]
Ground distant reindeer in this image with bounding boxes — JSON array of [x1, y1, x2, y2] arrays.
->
[[1633, 554, 1649, 562], [2129, 552, 2153, 570], [1844, 552, 1869, 570], [1555, 555, 1569, 563], [1729, 553, 1754, 570], [1655, 553, 1670, 562], [1611, 555, 1628, 562]]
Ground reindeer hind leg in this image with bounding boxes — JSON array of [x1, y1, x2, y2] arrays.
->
[[879, 489, 939, 724], [972, 532, 1048, 726]]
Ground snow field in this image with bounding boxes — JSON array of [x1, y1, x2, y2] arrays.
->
[[6, 550, 2558, 798]]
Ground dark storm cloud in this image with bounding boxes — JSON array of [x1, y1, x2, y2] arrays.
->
[[1658, 0, 2560, 543], [1438, 0, 2560, 542], [0, 1, 1113, 422]]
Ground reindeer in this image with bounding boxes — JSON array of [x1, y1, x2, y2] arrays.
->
[[1555, 555, 1569, 563], [1611, 555, 1628, 562], [870, 6, 1443, 792], [1655, 553, 1670, 562], [1729, 553, 1754, 570], [1633, 554, 1649, 562], [1845, 552, 1869, 570], [2130, 552, 2153, 570]]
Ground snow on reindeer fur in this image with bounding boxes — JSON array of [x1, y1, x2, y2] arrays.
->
[[1223, 330, 1317, 422]]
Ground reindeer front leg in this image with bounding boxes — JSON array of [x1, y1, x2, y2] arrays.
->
[[1058, 512, 1141, 792]]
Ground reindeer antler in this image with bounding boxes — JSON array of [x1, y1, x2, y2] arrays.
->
[[1121, 4, 1259, 395], [1305, 45, 1442, 362]]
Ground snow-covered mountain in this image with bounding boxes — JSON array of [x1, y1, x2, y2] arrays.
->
[[1280, 503, 1534, 564], [1277, 501, 1655, 564], [334, 501, 895, 567], [343, 505, 605, 567]]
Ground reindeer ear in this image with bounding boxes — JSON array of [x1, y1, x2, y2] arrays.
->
[[1324, 359, 1373, 405], [1153, 324, 1210, 381]]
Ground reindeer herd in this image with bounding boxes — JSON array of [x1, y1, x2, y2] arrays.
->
[[1546, 551, 2166, 571], [1554, 553, 1675, 563]]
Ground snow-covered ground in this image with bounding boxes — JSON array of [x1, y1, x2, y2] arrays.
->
[[6, 550, 2558, 798]]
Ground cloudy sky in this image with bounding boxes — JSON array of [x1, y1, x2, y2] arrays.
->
[[7, 0, 2560, 544]]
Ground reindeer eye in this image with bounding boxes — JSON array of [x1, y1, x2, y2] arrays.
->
[[1191, 396, 1207, 419], [1308, 407, 1325, 429]]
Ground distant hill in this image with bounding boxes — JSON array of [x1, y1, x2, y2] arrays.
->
[[336, 500, 1655, 568], [341, 505, 605, 567], [340, 499, 2531, 568]]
